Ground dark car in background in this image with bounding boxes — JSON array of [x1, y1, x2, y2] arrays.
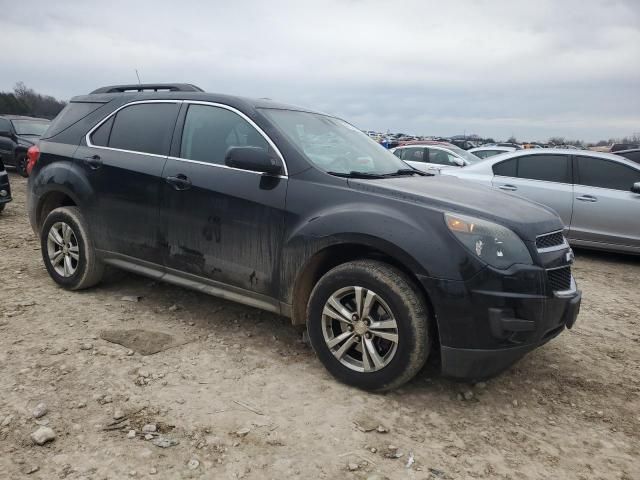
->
[[0, 115, 51, 176], [0, 157, 12, 213], [27, 83, 581, 390], [614, 148, 640, 164]]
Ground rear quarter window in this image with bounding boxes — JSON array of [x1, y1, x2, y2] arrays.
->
[[43, 102, 104, 139], [493, 158, 517, 176]]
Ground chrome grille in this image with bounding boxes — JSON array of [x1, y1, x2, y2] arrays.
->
[[547, 266, 572, 292], [536, 231, 566, 251]]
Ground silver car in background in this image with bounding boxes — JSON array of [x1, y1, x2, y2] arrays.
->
[[390, 142, 480, 173], [445, 149, 640, 254]]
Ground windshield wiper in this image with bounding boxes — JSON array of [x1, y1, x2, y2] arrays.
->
[[384, 168, 427, 177], [327, 171, 387, 179]]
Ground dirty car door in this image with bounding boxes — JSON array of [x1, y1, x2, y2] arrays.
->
[[160, 103, 287, 297]]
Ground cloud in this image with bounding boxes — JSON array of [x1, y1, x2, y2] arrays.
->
[[2, 0, 639, 141]]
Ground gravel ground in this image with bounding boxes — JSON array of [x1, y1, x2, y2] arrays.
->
[[1, 173, 639, 479]]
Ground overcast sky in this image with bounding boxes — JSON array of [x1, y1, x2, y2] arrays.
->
[[2, 0, 639, 141]]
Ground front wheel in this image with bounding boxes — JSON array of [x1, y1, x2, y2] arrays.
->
[[40, 206, 104, 290], [307, 260, 431, 391]]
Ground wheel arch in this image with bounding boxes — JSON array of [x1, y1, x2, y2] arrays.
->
[[288, 237, 437, 339]]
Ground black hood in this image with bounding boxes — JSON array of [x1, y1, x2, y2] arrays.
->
[[349, 175, 563, 242]]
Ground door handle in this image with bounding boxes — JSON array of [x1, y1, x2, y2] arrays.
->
[[498, 184, 517, 191], [84, 155, 102, 170], [576, 195, 597, 202], [165, 174, 192, 191]]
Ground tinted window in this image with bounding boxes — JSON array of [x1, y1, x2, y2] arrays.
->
[[44, 102, 103, 139], [493, 158, 517, 177], [392, 149, 402, 158], [401, 147, 426, 162], [108, 103, 178, 155], [429, 148, 459, 166], [475, 150, 502, 159], [618, 151, 640, 164], [180, 105, 269, 165], [517, 155, 569, 183], [90, 116, 114, 147], [576, 156, 640, 191]]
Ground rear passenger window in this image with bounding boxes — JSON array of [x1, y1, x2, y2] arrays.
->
[[517, 155, 569, 183], [493, 158, 517, 177], [90, 116, 114, 147], [576, 156, 640, 191], [108, 103, 179, 155], [180, 105, 269, 165], [401, 147, 426, 163]]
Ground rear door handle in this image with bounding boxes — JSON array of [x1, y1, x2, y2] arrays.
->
[[165, 174, 192, 191], [498, 184, 517, 191], [576, 195, 597, 202], [84, 155, 102, 170]]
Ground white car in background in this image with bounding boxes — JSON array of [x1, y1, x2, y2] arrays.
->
[[444, 149, 640, 254], [468, 145, 517, 159], [390, 141, 480, 173]]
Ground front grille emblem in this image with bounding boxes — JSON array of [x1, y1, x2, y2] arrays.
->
[[565, 249, 575, 264]]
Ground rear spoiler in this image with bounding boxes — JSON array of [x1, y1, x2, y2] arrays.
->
[[89, 83, 204, 94]]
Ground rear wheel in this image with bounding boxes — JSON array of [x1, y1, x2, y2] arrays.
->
[[16, 153, 29, 177], [40, 207, 104, 290], [307, 260, 430, 391]]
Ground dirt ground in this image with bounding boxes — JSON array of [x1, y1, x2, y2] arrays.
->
[[1, 173, 639, 480]]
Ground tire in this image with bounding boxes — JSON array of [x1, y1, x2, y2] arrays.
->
[[40, 206, 104, 290], [307, 260, 430, 391], [16, 153, 29, 177]]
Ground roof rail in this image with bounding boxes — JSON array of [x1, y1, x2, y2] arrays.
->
[[90, 83, 204, 94]]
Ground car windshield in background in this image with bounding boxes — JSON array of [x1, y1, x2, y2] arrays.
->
[[261, 109, 411, 176], [449, 145, 481, 164], [11, 120, 50, 136]]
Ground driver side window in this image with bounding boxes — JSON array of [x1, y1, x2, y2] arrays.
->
[[180, 105, 270, 166]]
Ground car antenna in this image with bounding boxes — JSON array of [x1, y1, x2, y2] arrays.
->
[[135, 69, 142, 85]]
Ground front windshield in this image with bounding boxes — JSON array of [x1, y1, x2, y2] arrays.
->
[[11, 119, 50, 136], [261, 109, 410, 175], [448, 145, 481, 164]]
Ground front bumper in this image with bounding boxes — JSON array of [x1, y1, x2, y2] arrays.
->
[[418, 262, 582, 381], [0, 172, 12, 204]]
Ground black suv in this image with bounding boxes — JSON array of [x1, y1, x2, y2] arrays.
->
[[27, 83, 581, 391], [0, 115, 50, 176]]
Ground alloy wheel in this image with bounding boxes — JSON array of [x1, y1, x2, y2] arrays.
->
[[321, 286, 399, 373], [46, 221, 80, 277]]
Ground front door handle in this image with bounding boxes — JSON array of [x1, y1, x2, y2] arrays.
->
[[165, 174, 192, 191], [84, 155, 102, 170], [498, 184, 517, 191], [576, 195, 597, 202]]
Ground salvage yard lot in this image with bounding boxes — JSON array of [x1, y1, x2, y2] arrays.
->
[[1, 174, 639, 480]]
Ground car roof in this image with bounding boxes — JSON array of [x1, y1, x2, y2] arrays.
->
[[461, 148, 640, 172], [0, 115, 50, 121], [469, 146, 514, 151], [396, 141, 456, 148], [614, 148, 640, 154]]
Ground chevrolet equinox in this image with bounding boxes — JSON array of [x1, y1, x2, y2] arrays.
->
[[27, 83, 581, 391]]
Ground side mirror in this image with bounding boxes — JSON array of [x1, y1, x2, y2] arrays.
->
[[631, 182, 640, 194], [452, 157, 465, 167], [225, 147, 282, 175]]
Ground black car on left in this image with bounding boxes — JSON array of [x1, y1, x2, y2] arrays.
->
[[0, 156, 12, 213], [0, 115, 50, 176]]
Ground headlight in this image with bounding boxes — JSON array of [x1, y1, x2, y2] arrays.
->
[[445, 213, 532, 269]]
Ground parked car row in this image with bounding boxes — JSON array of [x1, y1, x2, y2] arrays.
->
[[26, 83, 581, 391]]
